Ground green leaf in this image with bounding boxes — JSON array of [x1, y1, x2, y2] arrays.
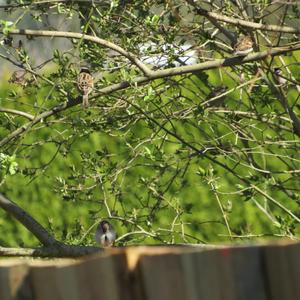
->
[[0, 153, 18, 175], [8, 161, 18, 175], [0, 20, 15, 35]]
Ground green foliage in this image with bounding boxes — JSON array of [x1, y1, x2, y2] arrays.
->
[[0, 20, 14, 35], [0, 153, 18, 176]]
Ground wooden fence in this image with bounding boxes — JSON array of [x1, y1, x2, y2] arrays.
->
[[0, 241, 299, 300]]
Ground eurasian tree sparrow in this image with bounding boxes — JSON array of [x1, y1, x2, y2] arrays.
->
[[233, 36, 253, 56], [77, 67, 94, 107], [205, 86, 228, 108]]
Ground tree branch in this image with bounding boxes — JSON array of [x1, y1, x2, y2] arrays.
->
[[0, 53, 66, 95], [1, 29, 153, 76], [187, 2, 300, 34], [2, 28, 300, 82], [0, 193, 59, 246], [0, 245, 101, 258], [0, 108, 34, 120], [149, 43, 300, 78], [260, 69, 300, 137], [0, 0, 105, 9], [0, 193, 109, 257]]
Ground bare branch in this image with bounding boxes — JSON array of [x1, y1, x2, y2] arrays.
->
[[260, 69, 300, 137], [0, 243, 224, 257], [0, 193, 59, 246], [0, 108, 34, 120], [1, 29, 153, 76], [250, 185, 300, 223], [2, 28, 300, 84], [0, 245, 101, 258], [0, 0, 105, 9], [150, 43, 300, 78], [188, 2, 300, 34]]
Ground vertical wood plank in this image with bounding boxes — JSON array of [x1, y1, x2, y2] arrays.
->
[[181, 250, 222, 300], [285, 243, 300, 298], [30, 265, 60, 300], [74, 253, 125, 300], [228, 246, 267, 300], [137, 252, 186, 300], [263, 243, 295, 300]]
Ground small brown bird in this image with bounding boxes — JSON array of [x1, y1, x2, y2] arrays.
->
[[77, 67, 93, 107], [205, 86, 228, 108], [9, 70, 27, 86], [273, 67, 287, 86], [95, 220, 116, 247], [233, 36, 253, 56]]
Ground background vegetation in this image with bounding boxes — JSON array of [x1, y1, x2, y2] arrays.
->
[[0, 0, 300, 252]]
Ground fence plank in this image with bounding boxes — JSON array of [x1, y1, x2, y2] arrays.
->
[[263, 242, 298, 300]]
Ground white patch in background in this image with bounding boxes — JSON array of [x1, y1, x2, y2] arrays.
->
[[140, 43, 199, 67]]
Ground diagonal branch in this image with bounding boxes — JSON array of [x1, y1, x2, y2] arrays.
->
[[187, 1, 300, 34], [150, 43, 300, 78], [260, 69, 300, 137], [2, 28, 300, 81], [2, 29, 153, 77], [0, 193, 106, 257], [0, 108, 34, 120], [0, 193, 59, 246]]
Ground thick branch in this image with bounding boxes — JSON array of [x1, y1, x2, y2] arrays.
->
[[188, 2, 300, 34], [2, 28, 300, 82], [0, 245, 101, 258], [2, 29, 153, 76], [0, 244, 223, 257], [0, 193, 59, 246], [150, 44, 300, 78], [0, 108, 34, 120], [0, 0, 104, 8]]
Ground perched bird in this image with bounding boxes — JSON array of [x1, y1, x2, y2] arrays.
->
[[273, 67, 287, 86], [233, 36, 253, 56], [1, 36, 13, 46], [8, 70, 27, 86], [77, 67, 94, 107], [205, 86, 228, 108], [95, 220, 116, 247]]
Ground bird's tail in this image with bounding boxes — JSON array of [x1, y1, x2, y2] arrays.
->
[[82, 94, 89, 108]]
